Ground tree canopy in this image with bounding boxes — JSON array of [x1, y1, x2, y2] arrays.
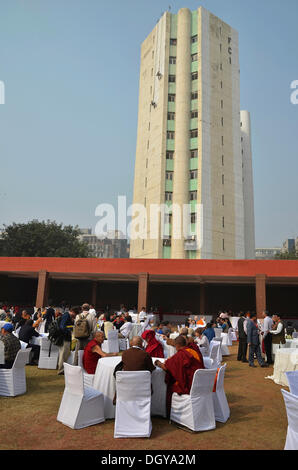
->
[[0, 220, 90, 258]]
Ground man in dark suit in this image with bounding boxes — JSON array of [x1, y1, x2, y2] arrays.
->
[[247, 313, 269, 368], [122, 336, 156, 372], [237, 312, 248, 362]]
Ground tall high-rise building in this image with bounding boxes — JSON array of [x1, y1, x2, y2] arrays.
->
[[130, 6, 255, 259]]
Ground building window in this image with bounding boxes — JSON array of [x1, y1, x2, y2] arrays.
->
[[191, 53, 198, 62], [191, 91, 198, 100], [221, 99, 223, 109], [168, 94, 175, 102], [222, 239, 225, 251], [163, 236, 171, 247], [190, 149, 198, 158], [221, 117, 224, 126], [166, 171, 173, 180], [191, 35, 198, 44], [222, 155, 224, 166], [169, 56, 176, 64], [221, 136, 224, 145], [190, 129, 198, 138], [220, 81, 223, 89], [191, 213, 197, 223], [222, 174, 224, 185], [167, 112, 175, 120], [191, 110, 198, 118], [222, 216, 225, 228], [167, 130, 175, 139], [190, 170, 198, 179], [191, 71, 198, 80], [222, 194, 224, 206], [169, 75, 176, 83], [165, 192, 172, 202], [190, 190, 197, 201], [166, 151, 174, 160], [170, 38, 177, 45]]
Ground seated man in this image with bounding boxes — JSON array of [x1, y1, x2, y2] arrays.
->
[[155, 335, 205, 417], [194, 328, 210, 356], [0, 323, 21, 368], [19, 319, 40, 364], [83, 331, 118, 374], [113, 336, 156, 405]]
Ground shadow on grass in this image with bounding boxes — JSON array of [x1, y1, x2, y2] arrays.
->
[[229, 404, 263, 423]]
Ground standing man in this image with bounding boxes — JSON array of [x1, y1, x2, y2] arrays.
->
[[73, 303, 97, 366], [57, 306, 78, 375], [247, 313, 268, 368], [262, 311, 273, 365], [270, 314, 286, 359], [237, 312, 248, 363]]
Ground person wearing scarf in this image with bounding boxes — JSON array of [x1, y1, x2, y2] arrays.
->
[[141, 329, 164, 358]]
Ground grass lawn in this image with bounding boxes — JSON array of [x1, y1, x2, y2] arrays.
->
[[0, 344, 288, 450]]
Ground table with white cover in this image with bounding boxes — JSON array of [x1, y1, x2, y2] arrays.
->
[[93, 356, 167, 419], [266, 348, 298, 387], [285, 339, 298, 349]]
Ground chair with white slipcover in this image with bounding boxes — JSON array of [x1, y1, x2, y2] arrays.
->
[[170, 368, 217, 432], [281, 388, 298, 450], [78, 349, 94, 388], [102, 330, 119, 354], [38, 336, 59, 369], [212, 363, 230, 423], [0, 348, 31, 396], [285, 371, 298, 397], [57, 362, 105, 429], [209, 342, 221, 369], [114, 370, 152, 438], [214, 328, 222, 338]]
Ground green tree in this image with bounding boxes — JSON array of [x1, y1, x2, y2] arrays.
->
[[0, 220, 91, 257], [275, 249, 298, 260]]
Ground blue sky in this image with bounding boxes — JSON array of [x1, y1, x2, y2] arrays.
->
[[0, 0, 297, 248]]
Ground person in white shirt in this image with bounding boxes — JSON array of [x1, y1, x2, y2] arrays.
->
[[73, 303, 97, 365], [269, 314, 286, 359], [118, 315, 133, 339], [89, 305, 97, 317], [194, 328, 210, 356], [262, 310, 273, 365]]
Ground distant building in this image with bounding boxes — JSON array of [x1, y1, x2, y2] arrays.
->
[[282, 238, 296, 254], [78, 229, 129, 258], [255, 248, 282, 260]]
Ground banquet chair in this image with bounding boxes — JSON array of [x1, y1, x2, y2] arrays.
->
[[0, 348, 31, 396], [0, 341, 4, 365], [285, 371, 298, 397], [214, 328, 222, 338], [212, 363, 230, 423], [114, 370, 152, 438], [38, 336, 59, 370], [102, 330, 119, 354], [293, 332, 298, 339], [119, 338, 130, 351], [57, 363, 105, 430], [77, 350, 94, 388], [170, 368, 217, 432], [281, 389, 298, 450], [209, 342, 221, 369], [220, 334, 231, 356]]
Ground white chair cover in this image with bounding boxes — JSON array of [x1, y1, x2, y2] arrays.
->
[[38, 336, 59, 369], [107, 330, 120, 353], [0, 348, 31, 396], [285, 371, 298, 396], [57, 362, 105, 429], [0, 341, 4, 365], [119, 338, 129, 351], [227, 328, 233, 346], [65, 351, 75, 365], [170, 368, 217, 432], [209, 342, 221, 368], [214, 328, 222, 338], [281, 388, 298, 450], [293, 332, 298, 339], [220, 333, 231, 356], [78, 350, 94, 388], [213, 363, 230, 423], [114, 370, 152, 438]]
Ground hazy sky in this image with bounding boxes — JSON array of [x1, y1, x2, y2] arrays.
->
[[0, 0, 297, 248]]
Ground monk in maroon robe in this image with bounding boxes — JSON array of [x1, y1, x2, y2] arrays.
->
[[155, 335, 205, 417]]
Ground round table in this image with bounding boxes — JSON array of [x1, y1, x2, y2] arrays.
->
[[92, 356, 167, 419], [285, 339, 298, 349], [266, 348, 298, 386]]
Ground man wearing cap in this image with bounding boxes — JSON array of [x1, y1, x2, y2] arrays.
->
[[0, 323, 21, 369]]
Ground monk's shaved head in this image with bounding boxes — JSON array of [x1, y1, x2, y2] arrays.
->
[[180, 328, 188, 336], [131, 336, 143, 348], [175, 335, 187, 348]]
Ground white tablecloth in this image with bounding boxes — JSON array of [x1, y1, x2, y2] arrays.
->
[[266, 348, 298, 386], [285, 339, 298, 349], [30, 333, 49, 346], [93, 356, 167, 419], [231, 317, 239, 330]]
